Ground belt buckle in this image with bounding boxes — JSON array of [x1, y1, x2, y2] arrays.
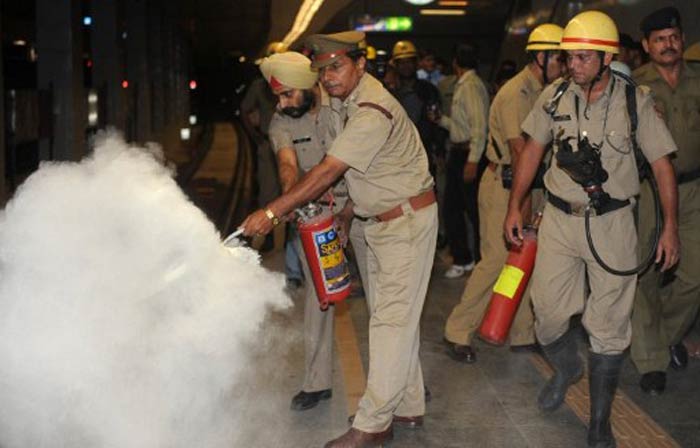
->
[[570, 202, 594, 217]]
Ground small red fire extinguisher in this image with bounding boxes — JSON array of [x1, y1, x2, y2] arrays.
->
[[296, 202, 351, 310], [478, 214, 542, 345]]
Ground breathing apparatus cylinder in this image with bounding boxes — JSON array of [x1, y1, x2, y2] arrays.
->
[[478, 215, 541, 346], [296, 203, 351, 310]]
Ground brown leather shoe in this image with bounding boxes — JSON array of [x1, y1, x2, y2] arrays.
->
[[348, 414, 423, 428], [393, 415, 424, 428], [324, 427, 393, 448]]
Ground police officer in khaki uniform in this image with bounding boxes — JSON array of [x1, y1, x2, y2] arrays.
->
[[241, 31, 437, 448], [504, 11, 679, 448], [260, 51, 370, 411], [631, 6, 700, 395], [443, 24, 565, 363]]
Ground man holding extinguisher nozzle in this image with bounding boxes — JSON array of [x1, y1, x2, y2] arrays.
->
[[258, 51, 370, 412], [503, 11, 679, 448], [242, 31, 437, 448]]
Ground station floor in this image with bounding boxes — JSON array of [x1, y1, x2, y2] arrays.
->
[[252, 247, 700, 448], [169, 122, 700, 448]]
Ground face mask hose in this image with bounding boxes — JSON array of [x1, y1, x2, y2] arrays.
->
[[555, 133, 662, 276]]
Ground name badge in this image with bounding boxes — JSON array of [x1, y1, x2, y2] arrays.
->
[[293, 136, 312, 144], [553, 115, 571, 122]]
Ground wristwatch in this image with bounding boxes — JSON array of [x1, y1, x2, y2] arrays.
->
[[264, 208, 280, 226]]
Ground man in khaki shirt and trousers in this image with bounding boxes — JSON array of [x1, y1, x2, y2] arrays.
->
[[443, 23, 564, 363], [260, 52, 370, 411], [631, 6, 700, 395], [242, 31, 437, 448], [504, 11, 679, 448]]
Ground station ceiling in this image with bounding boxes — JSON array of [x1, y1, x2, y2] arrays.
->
[[188, 0, 513, 60]]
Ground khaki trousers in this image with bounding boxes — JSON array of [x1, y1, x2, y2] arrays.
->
[[352, 203, 438, 433], [631, 179, 700, 373], [296, 218, 369, 392], [531, 204, 638, 355], [444, 168, 535, 346]]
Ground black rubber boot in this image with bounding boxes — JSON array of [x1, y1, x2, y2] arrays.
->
[[587, 352, 624, 448], [538, 329, 584, 412]]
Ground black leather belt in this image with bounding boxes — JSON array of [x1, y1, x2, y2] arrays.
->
[[547, 192, 630, 217], [678, 167, 700, 185]]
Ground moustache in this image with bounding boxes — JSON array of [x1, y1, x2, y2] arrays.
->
[[661, 48, 678, 55]]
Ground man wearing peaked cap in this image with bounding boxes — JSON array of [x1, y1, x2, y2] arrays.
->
[[504, 10, 679, 448], [631, 5, 700, 399], [260, 51, 370, 413], [242, 30, 437, 448]]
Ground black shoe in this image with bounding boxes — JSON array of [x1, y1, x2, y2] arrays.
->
[[639, 371, 666, 395], [290, 389, 332, 411], [510, 343, 541, 354], [446, 341, 477, 363], [538, 329, 583, 413], [669, 343, 688, 370]]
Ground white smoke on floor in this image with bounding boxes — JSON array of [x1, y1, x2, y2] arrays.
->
[[0, 133, 292, 447]]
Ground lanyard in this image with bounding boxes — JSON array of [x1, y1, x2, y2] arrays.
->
[[574, 80, 614, 149]]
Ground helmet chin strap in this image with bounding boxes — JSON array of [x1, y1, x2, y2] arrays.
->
[[584, 51, 609, 119], [537, 51, 550, 85]]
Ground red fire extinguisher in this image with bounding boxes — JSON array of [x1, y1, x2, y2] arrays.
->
[[478, 214, 542, 345], [297, 203, 351, 310]]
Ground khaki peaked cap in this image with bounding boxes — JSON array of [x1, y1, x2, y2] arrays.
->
[[306, 31, 366, 69]]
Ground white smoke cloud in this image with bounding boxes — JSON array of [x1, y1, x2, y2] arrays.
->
[[0, 133, 292, 447]]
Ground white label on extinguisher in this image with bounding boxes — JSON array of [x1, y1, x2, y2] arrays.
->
[[313, 227, 351, 294], [493, 265, 524, 299]]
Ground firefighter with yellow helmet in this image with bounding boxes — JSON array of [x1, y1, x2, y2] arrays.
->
[[443, 23, 564, 364], [504, 10, 679, 448]]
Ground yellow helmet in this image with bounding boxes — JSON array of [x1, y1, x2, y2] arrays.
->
[[684, 42, 700, 62], [526, 24, 564, 51], [392, 40, 418, 60], [265, 41, 287, 56], [366, 45, 377, 61], [560, 10, 619, 54]]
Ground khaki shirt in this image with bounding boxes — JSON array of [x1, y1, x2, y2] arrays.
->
[[634, 62, 700, 174], [327, 74, 434, 217], [486, 67, 543, 165], [439, 69, 490, 163], [240, 77, 278, 134], [523, 74, 677, 203], [268, 87, 349, 201]]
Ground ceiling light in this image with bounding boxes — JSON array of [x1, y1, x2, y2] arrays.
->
[[438, 0, 468, 5], [420, 9, 466, 15], [282, 0, 325, 48]]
